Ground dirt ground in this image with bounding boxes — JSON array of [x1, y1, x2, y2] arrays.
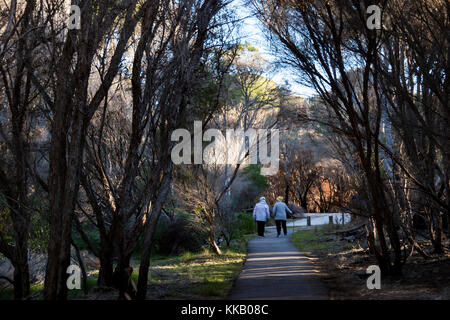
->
[[305, 232, 450, 300]]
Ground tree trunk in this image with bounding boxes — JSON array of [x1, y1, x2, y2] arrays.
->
[[43, 25, 78, 300], [209, 233, 222, 256], [44, 114, 86, 300], [136, 173, 172, 300], [114, 255, 132, 300], [97, 245, 114, 287], [300, 194, 308, 212], [447, 211, 450, 237], [12, 261, 30, 300], [9, 206, 31, 300], [43, 0, 139, 299], [284, 183, 290, 204], [72, 241, 88, 295], [430, 212, 444, 254], [369, 168, 403, 275]]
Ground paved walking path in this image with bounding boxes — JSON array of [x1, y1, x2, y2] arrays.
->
[[228, 228, 328, 300]]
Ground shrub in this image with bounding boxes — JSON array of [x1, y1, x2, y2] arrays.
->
[[158, 215, 203, 255], [234, 211, 255, 238]]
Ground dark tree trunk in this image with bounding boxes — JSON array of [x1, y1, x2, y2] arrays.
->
[[43, 23, 78, 300], [368, 166, 402, 275], [114, 254, 132, 300], [43, 1, 139, 299], [284, 183, 290, 204], [97, 245, 114, 287], [447, 209, 450, 237], [430, 213, 444, 254], [136, 173, 172, 300], [0, 0, 35, 300], [72, 240, 88, 295], [300, 193, 308, 212], [44, 111, 87, 300], [12, 261, 30, 300]]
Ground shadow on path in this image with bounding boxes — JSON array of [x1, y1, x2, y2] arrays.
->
[[228, 229, 328, 300]]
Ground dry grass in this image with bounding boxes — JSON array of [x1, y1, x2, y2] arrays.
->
[[290, 225, 450, 300], [81, 238, 249, 300]]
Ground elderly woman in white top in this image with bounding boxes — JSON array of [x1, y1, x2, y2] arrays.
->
[[252, 197, 270, 237]]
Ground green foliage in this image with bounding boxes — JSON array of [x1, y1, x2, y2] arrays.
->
[[28, 203, 50, 253], [28, 216, 49, 252], [234, 211, 255, 237], [153, 249, 245, 299], [72, 221, 100, 252], [0, 276, 98, 300], [0, 198, 13, 244], [66, 277, 98, 299], [0, 282, 45, 300], [290, 226, 353, 255], [242, 164, 269, 190], [148, 211, 205, 256], [244, 43, 258, 52]]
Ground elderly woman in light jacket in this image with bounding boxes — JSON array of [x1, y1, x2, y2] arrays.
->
[[272, 196, 292, 237], [253, 197, 270, 237]]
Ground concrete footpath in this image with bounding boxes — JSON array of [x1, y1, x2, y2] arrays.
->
[[228, 228, 328, 300]]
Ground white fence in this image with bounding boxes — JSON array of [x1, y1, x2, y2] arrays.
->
[[286, 212, 351, 228]]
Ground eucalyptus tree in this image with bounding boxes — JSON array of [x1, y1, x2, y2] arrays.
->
[[37, 0, 143, 300], [251, 0, 404, 274], [69, 0, 230, 299], [0, 0, 43, 299]]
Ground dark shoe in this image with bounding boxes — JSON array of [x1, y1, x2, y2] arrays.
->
[[277, 234, 280, 238]]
